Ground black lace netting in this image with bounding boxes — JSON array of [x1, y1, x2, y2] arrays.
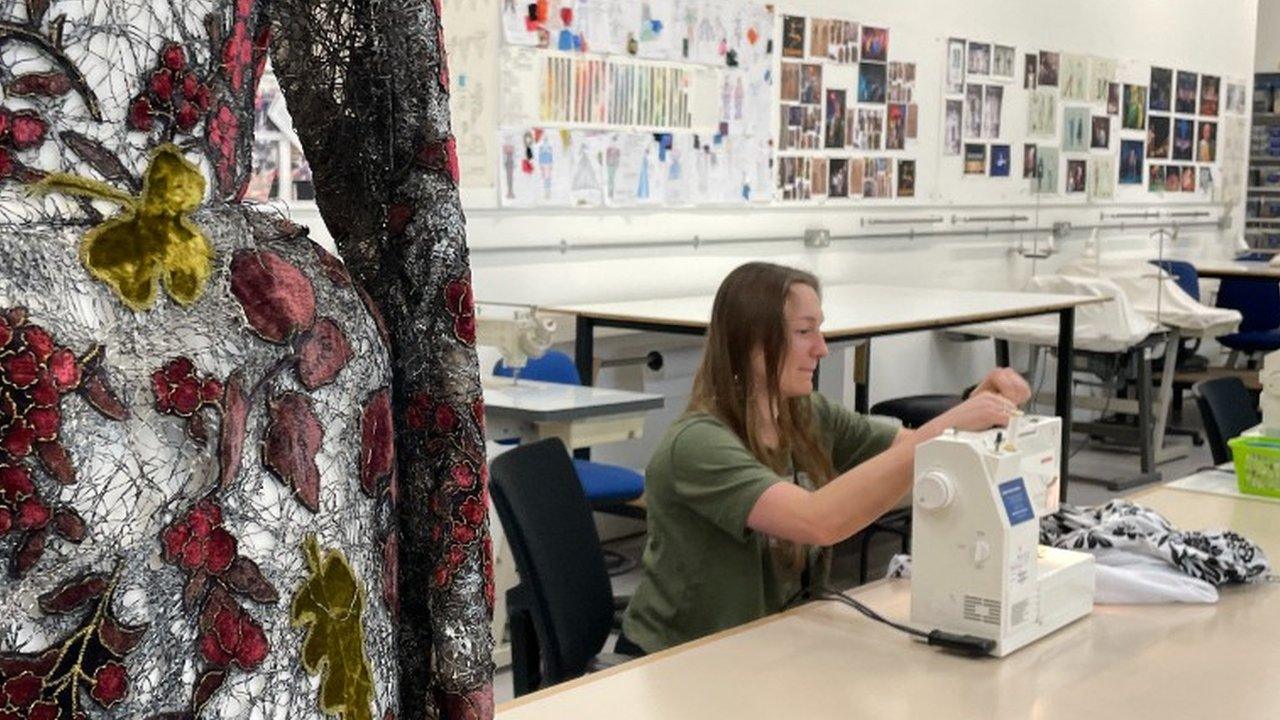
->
[[0, 1, 492, 718]]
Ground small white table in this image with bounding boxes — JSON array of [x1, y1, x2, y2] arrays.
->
[[483, 376, 664, 449]]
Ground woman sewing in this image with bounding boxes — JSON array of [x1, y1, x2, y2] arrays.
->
[[617, 262, 1030, 656]]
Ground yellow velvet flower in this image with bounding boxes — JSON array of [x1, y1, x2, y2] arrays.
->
[[33, 144, 212, 311], [291, 534, 375, 720]]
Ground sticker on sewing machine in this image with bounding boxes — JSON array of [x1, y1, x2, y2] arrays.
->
[[998, 478, 1035, 526]]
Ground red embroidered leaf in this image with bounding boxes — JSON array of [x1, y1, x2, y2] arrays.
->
[[296, 317, 353, 390], [98, 614, 147, 656], [12, 526, 46, 576], [311, 241, 352, 287], [51, 507, 86, 542], [192, 668, 226, 713], [218, 372, 248, 489], [61, 130, 140, 191], [222, 556, 279, 604], [38, 573, 108, 614], [0, 647, 58, 677], [359, 388, 394, 497], [8, 71, 71, 98], [229, 249, 317, 343], [79, 367, 129, 421], [186, 411, 208, 443], [262, 392, 323, 512], [37, 441, 75, 484]]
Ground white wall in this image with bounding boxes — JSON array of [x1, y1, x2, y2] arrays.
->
[[303, 0, 1261, 471], [1259, 0, 1280, 71]]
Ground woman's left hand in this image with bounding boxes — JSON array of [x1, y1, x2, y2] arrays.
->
[[972, 367, 1032, 406]]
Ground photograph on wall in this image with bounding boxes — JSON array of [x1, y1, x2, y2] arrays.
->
[[810, 19, 859, 63], [854, 107, 884, 150], [1164, 165, 1182, 191], [964, 143, 987, 175], [1090, 57, 1117, 103], [990, 144, 1011, 177], [1147, 115, 1170, 158], [1091, 116, 1110, 149], [1200, 166, 1214, 194], [1200, 75, 1220, 116], [966, 84, 984, 137], [1172, 118, 1194, 160], [1031, 146, 1059, 192], [992, 45, 1016, 81], [888, 62, 917, 103], [800, 63, 823, 104], [1197, 120, 1217, 162], [1066, 159, 1086, 192], [1062, 107, 1090, 152], [1088, 156, 1115, 199], [808, 17, 831, 59], [1225, 82, 1247, 114], [811, 157, 829, 197], [1027, 89, 1057, 137], [1107, 83, 1120, 114], [849, 156, 865, 197], [898, 159, 916, 197], [858, 61, 887, 103], [907, 103, 919, 139], [782, 15, 806, 59], [945, 99, 963, 154], [829, 158, 849, 198], [983, 85, 1003, 138], [780, 63, 801, 102], [886, 103, 906, 150], [861, 26, 889, 62], [1175, 71, 1197, 113], [1149, 164, 1167, 191], [1149, 67, 1173, 112], [1060, 54, 1088, 101], [1038, 51, 1059, 86], [1123, 84, 1147, 130], [844, 108, 856, 147], [1023, 144, 1037, 178], [1024, 53, 1038, 89], [1119, 139, 1144, 184], [946, 38, 966, 94], [967, 41, 991, 76], [1180, 165, 1196, 191], [864, 157, 893, 197], [825, 89, 847, 148]]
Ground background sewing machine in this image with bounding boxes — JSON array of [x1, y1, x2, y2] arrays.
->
[[911, 416, 1095, 657]]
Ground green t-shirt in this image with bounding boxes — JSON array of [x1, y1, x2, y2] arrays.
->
[[621, 393, 900, 654]]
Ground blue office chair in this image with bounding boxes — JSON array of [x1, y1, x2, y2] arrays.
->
[[1215, 277, 1280, 366], [493, 351, 646, 515]]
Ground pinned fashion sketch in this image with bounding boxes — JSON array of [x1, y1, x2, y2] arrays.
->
[[1062, 107, 1090, 152], [1088, 156, 1116, 199], [1025, 53, 1039, 89], [1038, 51, 1060, 86], [966, 85, 984, 137], [992, 45, 1016, 81], [1090, 57, 1117, 103], [947, 38, 967, 93], [968, 42, 991, 76], [945, 99, 963, 155], [1031, 146, 1060, 193], [1028, 90, 1057, 137], [983, 86, 1004, 138], [1060, 54, 1089, 101]]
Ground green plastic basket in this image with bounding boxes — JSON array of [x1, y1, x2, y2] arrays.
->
[[1230, 436, 1280, 498]]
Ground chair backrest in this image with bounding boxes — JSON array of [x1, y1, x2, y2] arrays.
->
[[1149, 259, 1201, 301], [489, 438, 615, 684], [1216, 278, 1280, 333], [494, 349, 582, 385], [1193, 377, 1262, 464]]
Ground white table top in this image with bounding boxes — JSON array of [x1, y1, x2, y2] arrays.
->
[[497, 484, 1280, 720], [482, 376, 663, 422], [1192, 259, 1280, 280], [543, 284, 1100, 339]]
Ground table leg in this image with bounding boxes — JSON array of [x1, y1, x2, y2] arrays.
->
[[574, 315, 595, 460], [1152, 330, 1180, 453], [854, 341, 870, 414], [995, 339, 1011, 368], [1136, 348, 1156, 476], [1055, 308, 1074, 502]]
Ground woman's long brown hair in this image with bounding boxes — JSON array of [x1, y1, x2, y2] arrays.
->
[[688, 263, 836, 561]]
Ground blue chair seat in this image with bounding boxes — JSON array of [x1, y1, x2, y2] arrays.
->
[[572, 459, 644, 503], [1216, 329, 1280, 353]]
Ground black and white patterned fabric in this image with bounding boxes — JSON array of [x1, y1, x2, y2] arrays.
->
[[1040, 500, 1270, 585]]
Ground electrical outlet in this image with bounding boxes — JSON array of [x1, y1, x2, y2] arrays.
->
[[804, 228, 831, 248]]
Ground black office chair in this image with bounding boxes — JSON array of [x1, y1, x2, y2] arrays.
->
[[1193, 377, 1261, 465], [489, 438, 632, 696]]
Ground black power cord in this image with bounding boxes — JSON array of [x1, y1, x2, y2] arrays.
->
[[785, 585, 996, 657]]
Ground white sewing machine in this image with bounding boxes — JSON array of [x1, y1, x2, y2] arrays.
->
[[475, 304, 556, 382], [1262, 350, 1280, 437], [910, 415, 1095, 657]]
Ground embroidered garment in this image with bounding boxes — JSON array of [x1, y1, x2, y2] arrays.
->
[[0, 1, 491, 719]]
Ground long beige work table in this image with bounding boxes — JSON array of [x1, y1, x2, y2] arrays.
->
[[497, 483, 1280, 720], [1192, 259, 1280, 280], [543, 284, 1101, 498]]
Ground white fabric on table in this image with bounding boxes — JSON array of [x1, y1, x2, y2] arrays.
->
[[1060, 259, 1242, 338], [957, 274, 1161, 353]]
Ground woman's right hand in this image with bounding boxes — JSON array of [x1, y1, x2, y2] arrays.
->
[[924, 392, 1018, 435]]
